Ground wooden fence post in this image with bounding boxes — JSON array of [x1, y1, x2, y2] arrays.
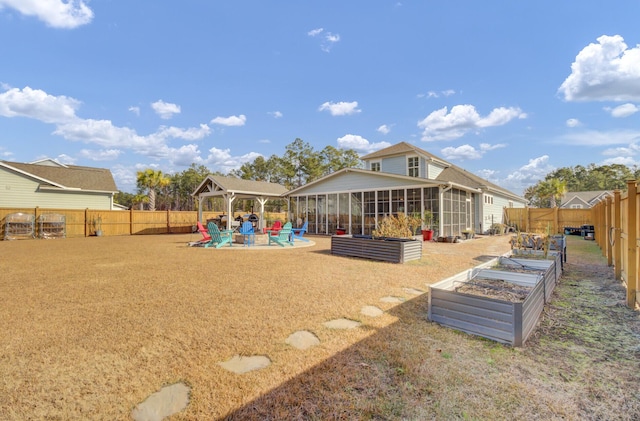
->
[[626, 180, 637, 308], [553, 206, 559, 234], [130, 208, 134, 235], [614, 190, 622, 280], [606, 195, 613, 266]]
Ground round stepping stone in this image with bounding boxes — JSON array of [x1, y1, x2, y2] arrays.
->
[[380, 296, 405, 303], [218, 355, 271, 374], [285, 330, 320, 350], [403, 287, 424, 296], [323, 318, 361, 329], [361, 305, 384, 317], [131, 382, 190, 421]]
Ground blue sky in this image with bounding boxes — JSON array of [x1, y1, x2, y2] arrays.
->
[[1, 1, 640, 195]]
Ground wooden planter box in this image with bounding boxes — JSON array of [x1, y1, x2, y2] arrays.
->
[[428, 257, 553, 347], [331, 235, 422, 263]]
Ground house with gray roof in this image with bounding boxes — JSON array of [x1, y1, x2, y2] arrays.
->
[[285, 142, 527, 237], [0, 159, 118, 210], [560, 190, 613, 209]]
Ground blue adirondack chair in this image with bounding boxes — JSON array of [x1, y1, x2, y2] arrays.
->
[[268, 222, 293, 247], [291, 221, 309, 242], [204, 222, 233, 248], [238, 221, 255, 247]]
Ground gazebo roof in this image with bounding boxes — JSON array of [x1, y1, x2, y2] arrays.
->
[[192, 175, 288, 199]]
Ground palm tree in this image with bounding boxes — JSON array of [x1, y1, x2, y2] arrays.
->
[[132, 194, 150, 210], [136, 169, 171, 211], [537, 178, 567, 208]]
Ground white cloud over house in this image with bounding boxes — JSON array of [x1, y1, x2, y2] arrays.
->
[[0, 0, 94, 28]]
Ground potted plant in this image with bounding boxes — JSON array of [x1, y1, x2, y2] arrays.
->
[[93, 215, 103, 237], [421, 210, 435, 241], [462, 229, 474, 240]]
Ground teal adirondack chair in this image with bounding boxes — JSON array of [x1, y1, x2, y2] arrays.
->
[[268, 222, 293, 247], [204, 222, 233, 248]]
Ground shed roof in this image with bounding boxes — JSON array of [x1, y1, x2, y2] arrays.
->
[[0, 160, 118, 192]]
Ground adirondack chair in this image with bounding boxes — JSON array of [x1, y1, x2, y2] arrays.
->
[[263, 220, 282, 234], [291, 221, 309, 242], [238, 221, 255, 247], [204, 222, 233, 248], [268, 222, 293, 247], [197, 221, 212, 242]]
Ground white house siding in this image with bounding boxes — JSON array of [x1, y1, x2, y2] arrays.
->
[[426, 163, 445, 180], [0, 168, 111, 209], [295, 171, 427, 195], [381, 156, 405, 175], [480, 194, 511, 233]]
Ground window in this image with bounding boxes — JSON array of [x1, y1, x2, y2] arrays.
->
[[484, 195, 494, 205], [371, 161, 381, 172], [570, 204, 583, 209], [407, 156, 419, 177]]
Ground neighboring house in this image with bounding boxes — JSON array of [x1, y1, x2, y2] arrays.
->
[[559, 190, 613, 209], [0, 159, 118, 210], [285, 142, 527, 237]]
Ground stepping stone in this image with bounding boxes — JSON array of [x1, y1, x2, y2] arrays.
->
[[285, 330, 320, 350], [218, 355, 271, 374], [403, 287, 425, 296], [380, 296, 405, 303], [131, 382, 190, 421], [361, 305, 384, 317], [323, 318, 361, 329]]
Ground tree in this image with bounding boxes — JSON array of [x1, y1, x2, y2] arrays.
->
[[537, 178, 567, 208], [136, 169, 171, 211]]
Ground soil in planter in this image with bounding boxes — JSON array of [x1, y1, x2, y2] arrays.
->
[[454, 279, 533, 302]]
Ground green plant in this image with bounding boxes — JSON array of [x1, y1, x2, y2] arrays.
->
[[422, 210, 434, 230]]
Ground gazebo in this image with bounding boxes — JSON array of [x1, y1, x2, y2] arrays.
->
[[191, 175, 288, 231]]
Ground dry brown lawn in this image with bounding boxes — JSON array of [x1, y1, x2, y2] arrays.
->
[[1, 233, 638, 420]]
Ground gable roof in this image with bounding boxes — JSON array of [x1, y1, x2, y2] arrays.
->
[[361, 141, 525, 202], [0, 160, 118, 192], [192, 175, 288, 197], [560, 190, 613, 207]]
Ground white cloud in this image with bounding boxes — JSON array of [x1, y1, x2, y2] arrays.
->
[[566, 118, 581, 127], [441, 143, 506, 161], [601, 156, 639, 167], [151, 100, 181, 120], [441, 145, 482, 160], [377, 124, 391, 135], [336, 134, 391, 153], [559, 129, 640, 146], [500, 155, 555, 194], [155, 124, 210, 141], [607, 103, 639, 118], [128, 106, 140, 116], [210, 114, 247, 126], [307, 27, 340, 52], [54, 153, 75, 165], [558, 35, 640, 102], [601, 144, 639, 156], [0, 0, 94, 28], [417, 104, 526, 141], [268, 111, 283, 118], [318, 101, 361, 116], [79, 149, 122, 161], [0, 86, 80, 123], [204, 147, 262, 173]]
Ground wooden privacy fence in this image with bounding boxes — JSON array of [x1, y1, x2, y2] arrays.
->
[[592, 181, 639, 309], [0, 208, 224, 238], [504, 207, 593, 234]]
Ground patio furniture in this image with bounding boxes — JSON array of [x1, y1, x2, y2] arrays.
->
[[204, 222, 233, 248], [263, 220, 282, 234], [197, 221, 212, 242], [238, 221, 255, 247], [268, 226, 293, 247], [291, 221, 309, 242]]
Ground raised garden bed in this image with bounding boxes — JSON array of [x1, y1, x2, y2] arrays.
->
[[428, 251, 561, 347], [331, 234, 422, 263]]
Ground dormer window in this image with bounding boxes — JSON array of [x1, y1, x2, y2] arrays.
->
[[371, 161, 381, 172], [407, 156, 419, 177]]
